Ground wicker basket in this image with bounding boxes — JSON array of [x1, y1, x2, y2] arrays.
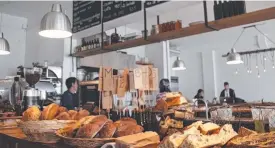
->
[[18, 120, 76, 143], [56, 131, 115, 148]]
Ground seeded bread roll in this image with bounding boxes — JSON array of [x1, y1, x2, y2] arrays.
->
[[41, 103, 59, 120], [98, 120, 117, 138]]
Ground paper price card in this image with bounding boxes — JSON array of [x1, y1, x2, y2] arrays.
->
[[103, 67, 113, 91], [133, 68, 143, 89]]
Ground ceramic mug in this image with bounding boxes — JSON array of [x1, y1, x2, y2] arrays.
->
[[101, 142, 116, 148]]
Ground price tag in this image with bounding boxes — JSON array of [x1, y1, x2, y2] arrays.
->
[[117, 76, 126, 97]]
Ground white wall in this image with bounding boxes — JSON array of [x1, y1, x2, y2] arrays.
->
[[170, 19, 275, 102], [0, 13, 27, 78]]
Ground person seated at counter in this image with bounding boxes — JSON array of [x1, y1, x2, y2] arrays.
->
[[220, 82, 236, 103], [193, 89, 205, 105], [61, 77, 79, 110]]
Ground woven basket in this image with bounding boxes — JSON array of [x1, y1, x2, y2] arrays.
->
[[18, 120, 76, 143], [56, 131, 115, 148]]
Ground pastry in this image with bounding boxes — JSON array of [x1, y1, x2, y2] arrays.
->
[[116, 132, 160, 148], [55, 112, 71, 120], [199, 122, 220, 135], [74, 109, 90, 120], [68, 110, 78, 119], [180, 134, 221, 148], [98, 120, 117, 138], [41, 103, 59, 120], [22, 106, 41, 121], [75, 115, 108, 138], [185, 121, 203, 130]]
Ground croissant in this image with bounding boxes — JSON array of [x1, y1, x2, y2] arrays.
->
[[55, 112, 71, 120]]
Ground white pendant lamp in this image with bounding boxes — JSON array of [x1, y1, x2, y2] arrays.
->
[[172, 57, 186, 70], [39, 3, 72, 38], [226, 48, 243, 65], [0, 33, 10, 55]]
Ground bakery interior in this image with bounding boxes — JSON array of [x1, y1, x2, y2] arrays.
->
[[0, 0, 275, 148]]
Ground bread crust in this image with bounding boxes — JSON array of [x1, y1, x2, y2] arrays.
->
[[41, 103, 59, 120], [22, 106, 41, 121]]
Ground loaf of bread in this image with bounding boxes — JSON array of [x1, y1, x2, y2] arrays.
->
[[180, 134, 221, 148], [76, 115, 108, 138], [98, 120, 117, 138], [185, 121, 203, 130], [116, 132, 160, 148], [114, 117, 137, 128], [159, 133, 186, 148], [153, 99, 168, 113], [57, 106, 68, 114], [55, 112, 71, 120], [218, 124, 238, 145], [115, 124, 144, 137], [41, 103, 59, 120], [22, 106, 41, 121], [238, 126, 257, 137], [199, 122, 220, 135]]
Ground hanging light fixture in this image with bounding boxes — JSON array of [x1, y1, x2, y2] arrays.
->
[[0, 13, 10, 55], [226, 48, 243, 65], [39, 3, 72, 38], [172, 57, 186, 70]]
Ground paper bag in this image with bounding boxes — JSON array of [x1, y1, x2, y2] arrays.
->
[[123, 68, 129, 91], [150, 68, 158, 90], [103, 67, 113, 91], [117, 76, 126, 97], [133, 68, 143, 89], [102, 91, 113, 109], [112, 75, 118, 94], [129, 71, 135, 92], [138, 65, 150, 90]]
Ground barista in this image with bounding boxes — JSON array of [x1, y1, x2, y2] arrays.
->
[[220, 82, 236, 103], [61, 77, 79, 110]]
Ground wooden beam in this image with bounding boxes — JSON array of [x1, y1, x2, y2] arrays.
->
[[73, 7, 275, 58]]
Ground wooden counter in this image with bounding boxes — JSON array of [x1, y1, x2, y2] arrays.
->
[[0, 127, 72, 148]]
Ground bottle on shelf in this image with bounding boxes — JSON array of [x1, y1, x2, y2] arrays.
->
[[91, 40, 94, 49], [81, 38, 85, 51], [214, 0, 219, 20], [218, 1, 224, 19], [88, 41, 92, 50], [96, 38, 100, 48]]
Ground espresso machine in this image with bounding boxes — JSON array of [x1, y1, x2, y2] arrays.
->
[[22, 67, 45, 111]]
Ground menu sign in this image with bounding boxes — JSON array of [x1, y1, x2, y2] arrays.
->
[[144, 1, 168, 8], [103, 1, 142, 23], [72, 1, 101, 33]]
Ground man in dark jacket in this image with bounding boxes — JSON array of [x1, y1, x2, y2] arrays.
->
[[61, 77, 79, 110], [220, 82, 236, 103]]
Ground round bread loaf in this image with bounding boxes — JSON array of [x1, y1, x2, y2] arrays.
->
[[115, 124, 144, 137], [22, 106, 41, 121], [41, 103, 60, 120]]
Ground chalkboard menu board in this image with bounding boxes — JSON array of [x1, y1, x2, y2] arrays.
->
[[145, 1, 168, 8], [72, 1, 101, 33], [103, 1, 142, 23]]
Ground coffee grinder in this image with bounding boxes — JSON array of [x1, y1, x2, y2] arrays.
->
[[23, 67, 43, 111]]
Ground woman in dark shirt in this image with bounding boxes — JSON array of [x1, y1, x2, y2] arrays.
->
[[194, 89, 205, 105]]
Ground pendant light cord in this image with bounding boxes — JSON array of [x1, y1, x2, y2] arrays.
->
[[254, 26, 275, 45], [0, 13, 2, 34], [231, 29, 245, 49]]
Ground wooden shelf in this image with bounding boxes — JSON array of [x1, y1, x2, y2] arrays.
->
[[79, 80, 99, 86], [73, 7, 275, 58]]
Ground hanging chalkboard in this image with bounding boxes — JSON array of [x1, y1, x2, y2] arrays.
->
[[103, 1, 142, 23], [72, 1, 101, 33], [144, 1, 168, 8]]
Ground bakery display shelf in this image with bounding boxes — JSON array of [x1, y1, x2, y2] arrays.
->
[[79, 80, 99, 86], [72, 38, 151, 58], [72, 7, 275, 58]]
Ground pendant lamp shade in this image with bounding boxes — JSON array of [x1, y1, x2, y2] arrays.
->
[[39, 4, 72, 38], [172, 57, 186, 70], [226, 48, 243, 65], [0, 33, 10, 55]]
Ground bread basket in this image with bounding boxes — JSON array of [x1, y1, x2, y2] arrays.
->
[[56, 131, 115, 148], [18, 120, 76, 143]]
